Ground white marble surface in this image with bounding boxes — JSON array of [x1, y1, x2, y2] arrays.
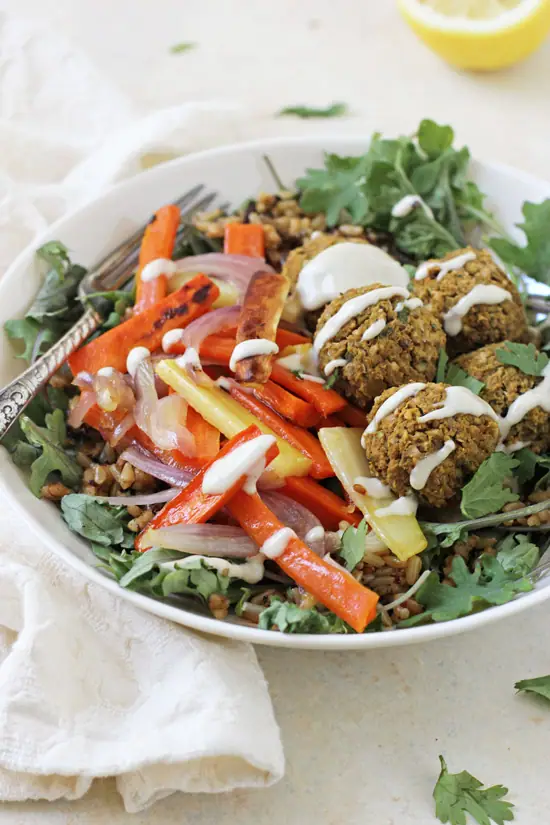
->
[[2, 0, 550, 822]]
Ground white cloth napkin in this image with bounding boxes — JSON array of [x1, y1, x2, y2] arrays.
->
[[0, 11, 285, 813]]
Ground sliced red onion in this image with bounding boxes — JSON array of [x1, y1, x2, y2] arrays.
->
[[173, 253, 274, 294], [68, 390, 97, 428], [73, 372, 94, 390], [120, 445, 195, 487], [261, 492, 326, 556], [100, 488, 180, 506], [172, 305, 242, 382], [134, 360, 196, 456], [94, 370, 135, 413], [110, 412, 135, 446], [145, 524, 258, 557]]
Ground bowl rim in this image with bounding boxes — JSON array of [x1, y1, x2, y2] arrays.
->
[[2, 133, 550, 650]]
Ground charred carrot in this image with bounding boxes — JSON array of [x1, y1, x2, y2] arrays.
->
[[338, 404, 369, 428], [227, 491, 378, 631], [135, 205, 181, 312], [186, 407, 220, 458], [224, 223, 265, 257], [275, 328, 310, 348], [283, 476, 361, 531], [252, 381, 320, 428], [69, 274, 219, 376], [270, 362, 346, 417], [233, 270, 289, 383], [314, 415, 341, 429], [137, 425, 279, 550], [223, 381, 332, 479], [162, 329, 308, 361]]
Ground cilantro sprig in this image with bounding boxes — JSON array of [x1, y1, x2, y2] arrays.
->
[[436, 350, 485, 395], [259, 600, 349, 634], [515, 675, 550, 702], [433, 755, 515, 825], [338, 518, 367, 571], [277, 102, 348, 119], [460, 453, 520, 519], [490, 199, 550, 287], [495, 342, 549, 377], [20, 411, 81, 497]]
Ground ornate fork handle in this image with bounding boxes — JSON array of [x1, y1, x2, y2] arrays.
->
[[0, 308, 100, 440]]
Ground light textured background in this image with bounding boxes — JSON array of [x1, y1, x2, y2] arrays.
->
[[2, 1, 550, 822]]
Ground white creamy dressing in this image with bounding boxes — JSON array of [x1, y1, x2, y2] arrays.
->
[[419, 386, 501, 426], [140, 258, 177, 282], [242, 457, 267, 495], [363, 382, 426, 438], [496, 440, 531, 454], [126, 346, 150, 377], [261, 527, 296, 559], [415, 250, 477, 282], [300, 374, 326, 384], [314, 286, 409, 353], [395, 297, 423, 313], [276, 350, 325, 383], [97, 367, 115, 377], [391, 194, 434, 219], [201, 434, 277, 495], [499, 363, 550, 440], [176, 346, 201, 372], [229, 339, 279, 372], [353, 476, 393, 499], [361, 317, 387, 342], [305, 526, 325, 544], [324, 358, 347, 377], [159, 554, 265, 584], [410, 439, 456, 491], [443, 285, 512, 336], [216, 376, 232, 391], [162, 329, 185, 353], [296, 243, 409, 311], [376, 494, 418, 517]]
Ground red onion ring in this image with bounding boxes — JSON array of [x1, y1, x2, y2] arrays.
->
[[145, 524, 258, 557], [100, 488, 180, 506], [68, 390, 97, 429], [120, 445, 195, 488], [134, 360, 196, 456], [261, 492, 326, 556], [172, 253, 274, 294]]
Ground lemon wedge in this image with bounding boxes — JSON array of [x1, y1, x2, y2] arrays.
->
[[398, 0, 550, 70]]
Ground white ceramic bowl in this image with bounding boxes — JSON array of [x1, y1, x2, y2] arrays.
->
[[1, 136, 549, 650]]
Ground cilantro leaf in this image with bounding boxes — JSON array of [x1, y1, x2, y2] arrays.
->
[[436, 349, 449, 382], [490, 199, 550, 286], [460, 453, 520, 519], [36, 241, 71, 278], [400, 555, 532, 627], [277, 102, 348, 119], [60, 494, 133, 546], [417, 119, 454, 159], [511, 447, 539, 485], [4, 319, 56, 363], [324, 367, 341, 389], [436, 349, 485, 395], [259, 600, 348, 634], [497, 534, 539, 578], [297, 152, 371, 226], [433, 755, 515, 825], [169, 42, 196, 54], [339, 518, 367, 571], [515, 675, 550, 702], [20, 411, 81, 497], [495, 342, 549, 377]]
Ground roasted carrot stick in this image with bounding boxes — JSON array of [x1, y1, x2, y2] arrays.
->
[[162, 330, 307, 361], [69, 274, 219, 376], [275, 328, 310, 348], [224, 223, 265, 257], [227, 491, 378, 631], [223, 381, 333, 479], [314, 415, 342, 429], [252, 381, 320, 428], [234, 270, 289, 383], [186, 407, 220, 458], [135, 205, 181, 312], [283, 476, 361, 531], [270, 363, 346, 417], [338, 404, 369, 428], [137, 425, 279, 550]]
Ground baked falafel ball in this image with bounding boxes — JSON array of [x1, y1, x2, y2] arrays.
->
[[455, 343, 550, 454], [410, 247, 528, 356], [314, 283, 446, 409], [362, 382, 501, 508]]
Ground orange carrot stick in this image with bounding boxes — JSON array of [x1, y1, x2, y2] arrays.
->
[[276, 328, 311, 347], [338, 404, 369, 428], [270, 363, 346, 417], [227, 492, 378, 631], [314, 415, 341, 429], [283, 476, 361, 531], [135, 205, 181, 312], [137, 425, 279, 550], [223, 382, 333, 479], [224, 223, 265, 257], [186, 407, 220, 458], [69, 274, 218, 375], [252, 381, 320, 428]]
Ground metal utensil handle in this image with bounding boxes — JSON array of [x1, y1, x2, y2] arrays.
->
[[0, 307, 100, 439]]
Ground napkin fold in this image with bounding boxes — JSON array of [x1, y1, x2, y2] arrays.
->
[[0, 11, 284, 812]]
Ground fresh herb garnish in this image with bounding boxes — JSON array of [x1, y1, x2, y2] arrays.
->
[[422, 497, 550, 539], [400, 555, 532, 627], [490, 199, 550, 287], [324, 367, 341, 389], [339, 518, 367, 571], [169, 42, 196, 54], [397, 305, 410, 324], [61, 495, 133, 547], [433, 755, 515, 825], [460, 453, 519, 519], [4, 319, 56, 363], [515, 675, 550, 703], [495, 342, 549, 377], [496, 534, 540, 578], [259, 600, 349, 633], [262, 154, 287, 192], [20, 411, 81, 497], [277, 102, 348, 119], [436, 349, 485, 395]]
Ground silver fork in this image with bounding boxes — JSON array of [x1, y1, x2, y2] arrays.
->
[[0, 184, 218, 440]]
